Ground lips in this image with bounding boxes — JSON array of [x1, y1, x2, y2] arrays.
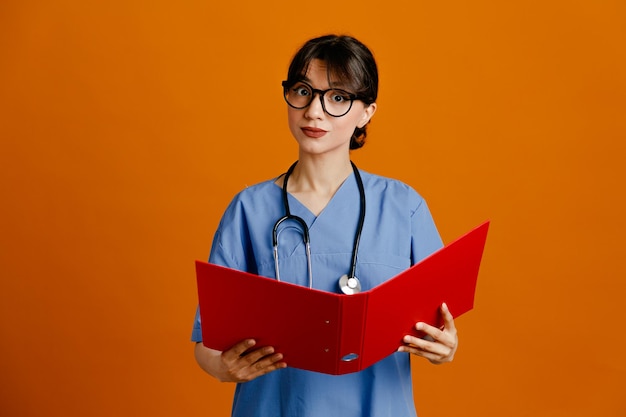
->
[[301, 127, 327, 138]]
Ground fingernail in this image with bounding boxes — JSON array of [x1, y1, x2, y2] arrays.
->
[[416, 323, 424, 330]]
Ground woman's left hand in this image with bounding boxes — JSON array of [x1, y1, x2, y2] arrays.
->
[[397, 302, 458, 364]]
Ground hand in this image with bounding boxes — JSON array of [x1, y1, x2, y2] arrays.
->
[[198, 339, 287, 383], [397, 303, 458, 364]]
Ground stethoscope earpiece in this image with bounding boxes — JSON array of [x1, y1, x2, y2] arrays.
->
[[273, 161, 366, 295]]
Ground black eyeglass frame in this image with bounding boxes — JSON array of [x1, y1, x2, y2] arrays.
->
[[281, 80, 365, 118]]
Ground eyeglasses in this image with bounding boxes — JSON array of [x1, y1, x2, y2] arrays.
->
[[282, 80, 362, 117]]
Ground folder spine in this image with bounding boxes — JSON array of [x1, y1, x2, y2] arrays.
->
[[336, 293, 368, 375]]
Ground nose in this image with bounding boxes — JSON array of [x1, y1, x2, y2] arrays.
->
[[304, 92, 325, 119]]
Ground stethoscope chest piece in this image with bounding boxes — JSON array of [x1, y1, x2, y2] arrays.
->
[[339, 274, 361, 295]]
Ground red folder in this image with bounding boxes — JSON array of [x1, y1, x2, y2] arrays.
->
[[196, 221, 489, 375]]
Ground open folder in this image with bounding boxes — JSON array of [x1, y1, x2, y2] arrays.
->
[[195, 221, 489, 375]]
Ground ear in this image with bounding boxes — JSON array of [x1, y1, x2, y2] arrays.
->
[[357, 102, 377, 128]]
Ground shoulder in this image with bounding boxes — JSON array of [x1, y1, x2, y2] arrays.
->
[[210, 178, 282, 270], [225, 178, 280, 208], [217, 178, 282, 224], [359, 170, 426, 212]]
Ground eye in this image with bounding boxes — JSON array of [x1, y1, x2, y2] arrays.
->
[[329, 91, 351, 103], [293, 85, 311, 97]]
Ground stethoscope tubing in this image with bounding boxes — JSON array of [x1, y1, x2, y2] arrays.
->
[[272, 161, 365, 292], [272, 216, 313, 288]]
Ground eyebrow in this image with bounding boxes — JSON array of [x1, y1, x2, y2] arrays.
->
[[299, 75, 350, 89]]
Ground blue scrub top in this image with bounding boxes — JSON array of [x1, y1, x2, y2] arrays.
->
[[192, 169, 443, 417]]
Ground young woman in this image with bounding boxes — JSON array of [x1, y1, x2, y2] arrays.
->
[[192, 34, 458, 417]]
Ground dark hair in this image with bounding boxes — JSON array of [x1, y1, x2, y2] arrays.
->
[[285, 35, 378, 150]]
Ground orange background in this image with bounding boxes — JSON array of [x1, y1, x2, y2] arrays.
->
[[1, 1, 625, 416]]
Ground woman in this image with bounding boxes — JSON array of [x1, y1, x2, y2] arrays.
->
[[192, 34, 458, 417]]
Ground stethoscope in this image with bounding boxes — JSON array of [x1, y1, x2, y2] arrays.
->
[[272, 161, 366, 295]]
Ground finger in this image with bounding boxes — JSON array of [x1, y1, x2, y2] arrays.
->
[[404, 346, 452, 364], [398, 344, 443, 362], [399, 336, 455, 365], [248, 352, 287, 376], [240, 345, 278, 367], [401, 334, 451, 357], [414, 322, 448, 345], [441, 303, 457, 333], [239, 352, 287, 382], [222, 339, 257, 361]]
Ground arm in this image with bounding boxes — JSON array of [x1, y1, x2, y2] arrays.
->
[[194, 339, 286, 383], [193, 193, 287, 382], [401, 191, 457, 363]]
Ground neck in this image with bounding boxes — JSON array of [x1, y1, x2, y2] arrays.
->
[[290, 154, 353, 194]]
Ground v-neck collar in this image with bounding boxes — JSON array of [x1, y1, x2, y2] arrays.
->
[[276, 170, 357, 228]]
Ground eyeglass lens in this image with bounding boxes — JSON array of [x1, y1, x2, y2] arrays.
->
[[284, 82, 354, 117]]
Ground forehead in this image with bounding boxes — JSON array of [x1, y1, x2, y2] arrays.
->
[[300, 59, 350, 88]]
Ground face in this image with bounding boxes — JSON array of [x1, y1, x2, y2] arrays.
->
[[287, 59, 376, 158]]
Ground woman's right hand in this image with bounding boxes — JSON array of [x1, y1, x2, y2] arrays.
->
[[195, 339, 287, 383]]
